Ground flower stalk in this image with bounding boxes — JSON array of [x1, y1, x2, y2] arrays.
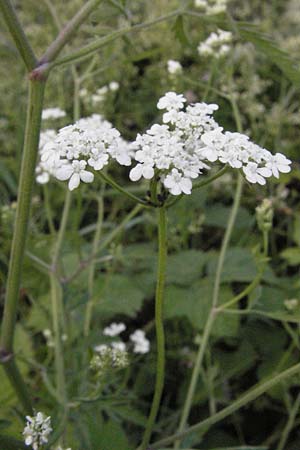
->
[[139, 206, 167, 450]]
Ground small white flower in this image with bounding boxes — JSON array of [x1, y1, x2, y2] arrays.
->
[[23, 412, 52, 450], [265, 153, 292, 178], [56, 160, 94, 191], [130, 329, 150, 354], [109, 81, 120, 91], [103, 322, 126, 337], [163, 169, 193, 195], [167, 60, 182, 75], [243, 162, 267, 185], [129, 164, 154, 181], [157, 92, 186, 111]]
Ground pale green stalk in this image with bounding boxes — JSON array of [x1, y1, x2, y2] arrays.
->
[[98, 171, 149, 206], [139, 206, 167, 450], [174, 173, 243, 448], [50, 11, 181, 69], [277, 392, 300, 450], [84, 192, 105, 336], [151, 362, 300, 449]]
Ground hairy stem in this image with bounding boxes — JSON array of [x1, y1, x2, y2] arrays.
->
[[139, 206, 167, 450]]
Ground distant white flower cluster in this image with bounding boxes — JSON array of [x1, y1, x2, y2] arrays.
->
[[23, 412, 52, 450], [128, 92, 291, 194], [83, 81, 119, 105], [195, 0, 228, 14], [167, 60, 182, 75], [198, 29, 232, 58], [130, 329, 150, 354], [36, 114, 132, 190], [42, 108, 66, 120], [91, 323, 150, 375]]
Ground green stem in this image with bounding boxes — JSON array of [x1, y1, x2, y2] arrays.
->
[[43, 185, 56, 235], [0, 0, 37, 70], [98, 171, 149, 206], [84, 193, 104, 336], [139, 206, 167, 450], [0, 80, 45, 413], [277, 392, 300, 450], [151, 362, 300, 449], [174, 173, 243, 449], [50, 10, 181, 69]]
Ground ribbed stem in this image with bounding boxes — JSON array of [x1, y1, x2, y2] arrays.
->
[[139, 206, 167, 450]]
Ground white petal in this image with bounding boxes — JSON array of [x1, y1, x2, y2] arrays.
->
[[129, 165, 143, 181], [80, 170, 94, 183], [142, 166, 154, 179], [56, 165, 73, 180], [69, 173, 80, 190]]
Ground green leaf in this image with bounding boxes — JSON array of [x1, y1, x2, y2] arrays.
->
[[94, 274, 144, 317], [280, 247, 300, 266], [172, 15, 190, 46], [237, 23, 300, 86], [207, 247, 257, 283], [166, 250, 207, 286], [164, 278, 239, 337]]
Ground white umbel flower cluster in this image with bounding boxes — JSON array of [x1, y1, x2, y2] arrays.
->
[[23, 412, 52, 450], [130, 329, 150, 354], [129, 92, 291, 195], [195, 0, 228, 14], [36, 114, 132, 190], [42, 108, 66, 120], [201, 128, 291, 185], [167, 60, 183, 75], [92, 342, 128, 373], [198, 29, 232, 58]]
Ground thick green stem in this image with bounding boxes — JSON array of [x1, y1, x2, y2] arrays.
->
[[151, 362, 300, 449], [0, 81, 45, 413], [0, 0, 37, 70], [175, 173, 243, 448], [139, 206, 167, 450]]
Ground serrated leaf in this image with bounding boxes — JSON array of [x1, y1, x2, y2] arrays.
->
[[172, 15, 190, 46], [237, 23, 300, 86]]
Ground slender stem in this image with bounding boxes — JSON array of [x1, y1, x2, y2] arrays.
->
[[277, 392, 300, 450], [0, 0, 37, 70], [64, 204, 143, 284], [216, 269, 263, 312], [98, 171, 149, 206], [151, 362, 300, 449], [84, 192, 105, 336], [50, 10, 181, 69], [139, 206, 167, 450], [52, 190, 72, 269], [1, 81, 45, 352], [43, 185, 56, 235], [39, 0, 103, 64], [175, 173, 243, 448]]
